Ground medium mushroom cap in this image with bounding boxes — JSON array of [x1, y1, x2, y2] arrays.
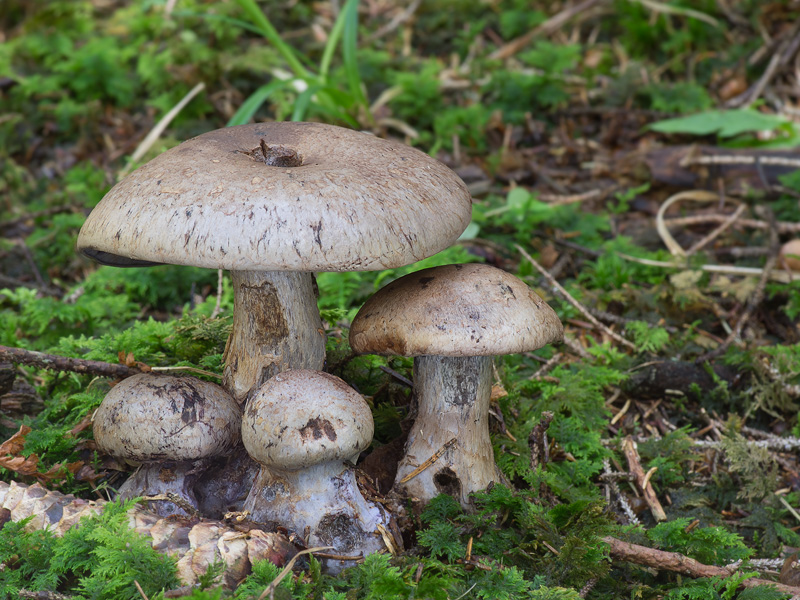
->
[[350, 263, 564, 357], [93, 373, 241, 461], [77, 122, 472, 272], [242, 370, 373, 471]]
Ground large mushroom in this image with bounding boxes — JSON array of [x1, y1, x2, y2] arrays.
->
[[349, 263, 563, 508], [77, 122, 472, 405], [93, 373, 241, 517], [241, 369, 391, 573]]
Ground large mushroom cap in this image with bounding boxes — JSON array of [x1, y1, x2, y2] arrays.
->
[[242, 369, 373, 471], [77, 122, 472, 272], [350, 263, 564, 357], [93, 373, 241, 461]]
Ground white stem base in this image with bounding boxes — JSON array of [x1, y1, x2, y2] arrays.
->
[[244, 461, 388, 573]]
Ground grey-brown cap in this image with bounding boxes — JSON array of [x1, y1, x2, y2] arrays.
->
[[242, 370, 373, 470], [77, 122, 472, 272], [93, 373, 241, 461], [350, 263, 564, 357]]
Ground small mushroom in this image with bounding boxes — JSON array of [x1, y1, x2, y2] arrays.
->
[[349, 263, 563, 508], [780, 239, 800, 271], [93, 373, 241, 517], [77, 122, 472, 405], [241, 369, 390, 573]]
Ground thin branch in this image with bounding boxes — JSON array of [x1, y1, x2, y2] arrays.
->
[[604, 536, 800, 596], [516, 244, 637, 351], [0, 345, 140, 379], [488, 0, 605, 60]]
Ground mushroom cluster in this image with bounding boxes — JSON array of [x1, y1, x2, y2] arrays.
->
[[81, 122, 475, 567], [81, 120, 564, 569]]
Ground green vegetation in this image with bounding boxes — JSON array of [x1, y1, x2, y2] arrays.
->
[[2, 0, 800, 598]]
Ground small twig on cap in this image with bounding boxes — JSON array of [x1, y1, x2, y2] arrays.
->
[[516, 244, 637, 351]]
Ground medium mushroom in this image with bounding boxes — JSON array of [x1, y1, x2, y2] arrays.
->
[[241, 369, 391, 573], [76, 122, 472, 405], [349, 263, 563, 508], [93, 373, 241, 517]]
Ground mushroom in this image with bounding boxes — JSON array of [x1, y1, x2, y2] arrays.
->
[[93, 373, 241, 517], [76, 122, 472, 405], [780, 239, 800, 271], [241, 369, 391, 573], [349, 263, 563, 508]]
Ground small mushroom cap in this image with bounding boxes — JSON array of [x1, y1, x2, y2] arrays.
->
[[350, 263, 564, 357], [242, 370, 373, 470], [77, 122, 472, 272], [780, 239, 800, 271], [93, 373, 241, 461]]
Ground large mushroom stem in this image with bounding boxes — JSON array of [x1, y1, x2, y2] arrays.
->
[[244, 461, 387, 573], [393, 355, 503, 508], [223, 270, 325, 404]]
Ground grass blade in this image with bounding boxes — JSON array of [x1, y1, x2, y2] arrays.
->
[[227, 79, 296, 126], [233, 0, 311, 79]]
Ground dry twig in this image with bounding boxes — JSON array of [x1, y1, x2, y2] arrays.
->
[[621, 436, 667, 522], [516, 244, 637, 351], [605, 536, 800, 596]]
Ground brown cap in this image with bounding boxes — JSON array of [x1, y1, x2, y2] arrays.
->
[[242, 369, 373, 470], [350, 263, 563, 357], [77, 122, 472, 272], [93, 373, 241, 461]]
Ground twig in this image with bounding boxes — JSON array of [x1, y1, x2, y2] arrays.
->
[[516, 244, 637, 351], [210, 268, 224, 319], [398, 438, 457, 484], [0, 272, 61, 296], [379, 365, 414, 388], [617, 252, 800, 283], [121, 82, 206, 177], [631, 0, 719, 27], [0, 345, 141, 379], [697, 208, 779, 363], [0, 345, 221, 380], [364, 0, 423, 44], [488, 0, 605, 60], [622, 436, 667, 522], [604, 535, 800, 596], [134, 580, 151, 600], [685, 204, 747, 257], [664, 213, 800, 234], [257, 546, 334, 600]]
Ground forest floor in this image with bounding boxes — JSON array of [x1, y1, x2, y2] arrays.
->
[[2, 1, 800, 598]]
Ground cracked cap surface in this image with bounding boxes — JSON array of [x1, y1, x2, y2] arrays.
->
[[77, 122, 472, 272]]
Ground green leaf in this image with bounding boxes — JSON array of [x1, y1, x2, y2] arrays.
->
[[649, 109, 789, 138]]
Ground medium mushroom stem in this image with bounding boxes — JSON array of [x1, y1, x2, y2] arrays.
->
[[394, 355, 502, 508], [244, 461, 387, 573], [223, 270, 325, 403]]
